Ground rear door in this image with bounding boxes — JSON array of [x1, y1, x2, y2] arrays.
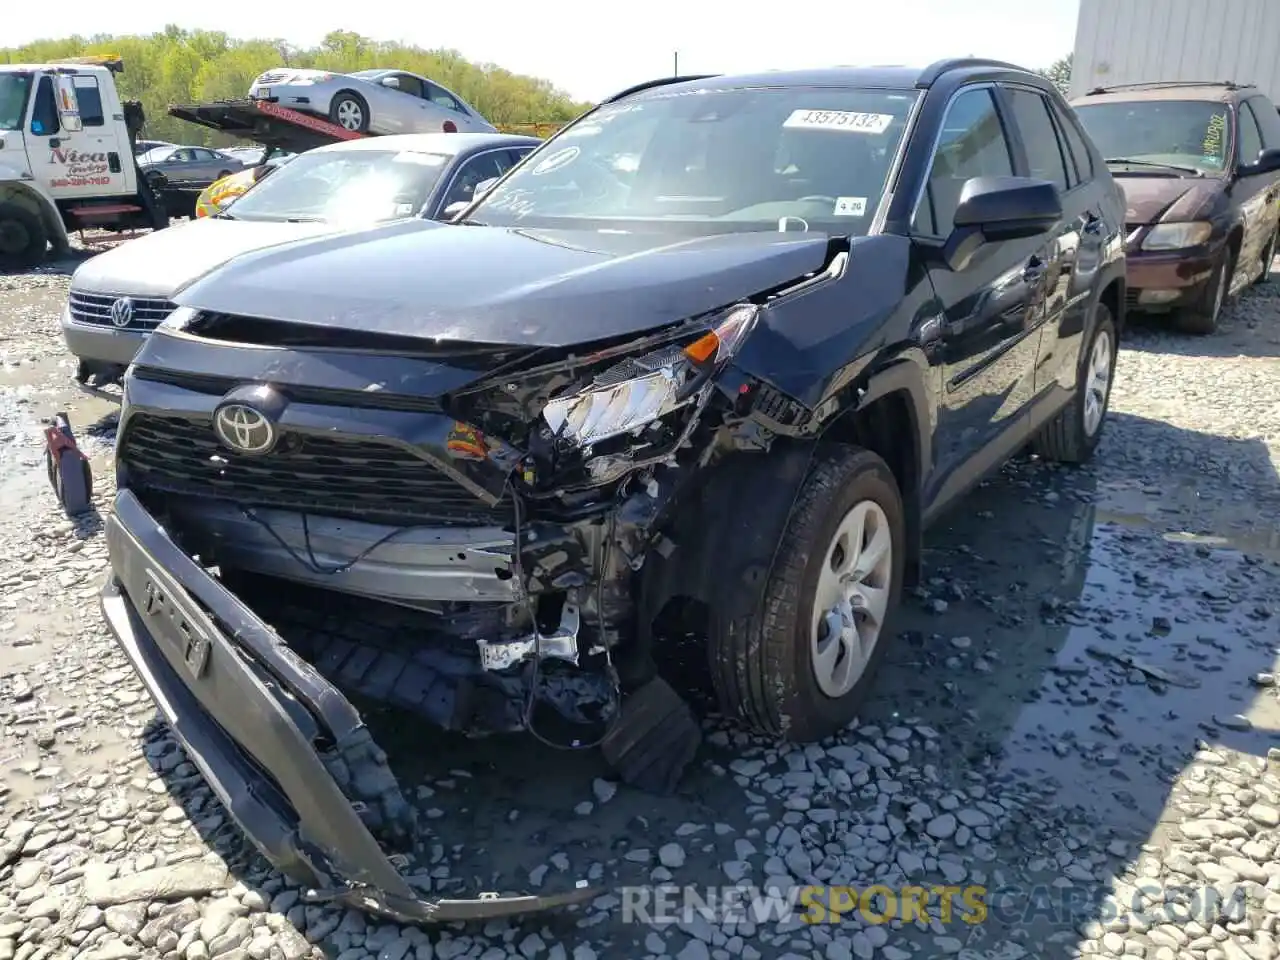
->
[[999, 84, 1099, 401]]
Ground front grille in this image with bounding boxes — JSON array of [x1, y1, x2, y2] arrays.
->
[[255, 71, 291, 84], [120, 413, 511, 527], [69, 290, 174, 331]]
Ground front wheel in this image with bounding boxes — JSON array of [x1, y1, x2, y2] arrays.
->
[[1177, 247, 1233, 335], [711, 447, 905, 742], [0, 202, 48, 266], [1033, 302, 1118, 464]]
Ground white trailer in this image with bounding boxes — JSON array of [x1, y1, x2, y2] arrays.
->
[[1071, 0, 1280, 103]]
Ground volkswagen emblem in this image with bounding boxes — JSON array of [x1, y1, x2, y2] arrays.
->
[[213, 403, 277, 455], [109, 297, 135, 328]]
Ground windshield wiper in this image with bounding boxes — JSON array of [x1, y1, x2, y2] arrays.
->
[[212, 211, 237, 221], [454, 218, 488, 226], [286, 216, 325, 223], [1104, 157, 1204, 176]]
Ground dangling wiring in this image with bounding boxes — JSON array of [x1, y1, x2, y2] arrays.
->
[[238, 506, 422, 576], [507, 476, 624, 751]]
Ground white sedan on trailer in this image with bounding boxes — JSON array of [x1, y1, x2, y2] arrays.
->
[[248, 68, 497, 135]]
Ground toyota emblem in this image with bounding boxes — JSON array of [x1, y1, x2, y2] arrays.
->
[[110, 297, 135, 328], [213, 403, 277, 455]]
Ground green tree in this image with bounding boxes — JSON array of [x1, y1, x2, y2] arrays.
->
[[1038, 54, 1073, 96], [1, 30, 592, 145]]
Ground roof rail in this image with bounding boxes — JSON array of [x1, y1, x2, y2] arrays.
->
[[1086, 79, 1248, 94], [602, 74, 720, 103], [916, 57, 1027, 87], [51, 54, 124, 74]]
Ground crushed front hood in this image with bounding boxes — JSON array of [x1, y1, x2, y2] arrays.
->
[[173, 220, 833, 347]]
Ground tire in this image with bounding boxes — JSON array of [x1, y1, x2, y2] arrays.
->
[[215, 170, 230, 180], [54, 450, 93, 516], [1177, 246, 1233, 335], [711, 447, 905, 742], [329, 91, 370, 133], [1255, 230, 1277, 286], [0, 202, 48, 266], [1033, 302, 1118, 465]]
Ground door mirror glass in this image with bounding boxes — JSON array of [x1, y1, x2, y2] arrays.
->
[[944, 175, 1062, 271], [1241, 147, 1280, 176]]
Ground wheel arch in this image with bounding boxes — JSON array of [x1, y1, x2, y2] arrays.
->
[[0, 178, 70, 251]]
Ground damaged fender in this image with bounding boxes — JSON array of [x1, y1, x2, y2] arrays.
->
[[638, 440, 819, 665]]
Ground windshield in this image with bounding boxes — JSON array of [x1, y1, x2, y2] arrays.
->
[[1073, 100, 1233, 173], [0, 72, 33, 132], [470, 86, 919, 235], [224, 148, 451, 224]]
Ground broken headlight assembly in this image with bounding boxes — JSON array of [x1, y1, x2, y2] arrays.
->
[[542, 303, 760, 447]]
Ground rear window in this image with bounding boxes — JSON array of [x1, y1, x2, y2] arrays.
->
[[1073, 99, 1233, 173], [471, 86, 920, 237]]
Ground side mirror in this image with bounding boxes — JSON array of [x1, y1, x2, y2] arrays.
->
[[944, 176, 1063, 271], [443, 200, 470, 220], [380, 76, 401, 89], [1240, 147, 1280, 177]]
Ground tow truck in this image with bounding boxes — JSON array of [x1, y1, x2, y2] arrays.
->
[[0, 56, 397, 265], [0, 55, 171, 263]]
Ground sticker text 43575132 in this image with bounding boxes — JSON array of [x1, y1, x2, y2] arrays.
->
[[783, 110, 894, 135]]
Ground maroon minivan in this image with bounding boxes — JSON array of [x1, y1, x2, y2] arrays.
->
[[1072, 81, 1280, 334]]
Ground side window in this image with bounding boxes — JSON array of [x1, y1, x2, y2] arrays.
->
[[507, 147, 534, 167], [443, 152, 506, 208], [72, 75, 104, 127], [426, 83, 465, 114], [197, 149, 219, 161], [1237, 102, 1264, 165], [393, 74, 425, 98], [912, 87, 1014, 237], [30, 77, 60, 136], [1247, 96, 1280, 150], [1006, 88, 1071, 192], [1054, 103, 1095, 182]]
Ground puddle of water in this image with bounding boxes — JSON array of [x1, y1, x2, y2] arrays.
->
[[868, 470, 1280, 838], [996, 518, 1280, 832]]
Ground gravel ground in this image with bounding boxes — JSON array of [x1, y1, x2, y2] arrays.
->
[[1, 241, 1279, 960]]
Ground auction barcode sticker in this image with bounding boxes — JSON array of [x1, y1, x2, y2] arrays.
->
[[783, 110, 893, 134]]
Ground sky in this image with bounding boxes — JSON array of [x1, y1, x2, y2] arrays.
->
[[6, 0, 1081, 103]]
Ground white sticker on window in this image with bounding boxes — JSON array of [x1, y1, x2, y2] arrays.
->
[[833, 196, 867, 217], [532, 146, 580, 176], [394, 202, 415, 216], [783, 110, 893, 134], [393, 152, 446, 165]]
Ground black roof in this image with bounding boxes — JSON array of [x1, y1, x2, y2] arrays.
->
[[608, 59, 1037, 102]]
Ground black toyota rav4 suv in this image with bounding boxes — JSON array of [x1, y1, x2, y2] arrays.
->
[[101, 59, 1126, 920]]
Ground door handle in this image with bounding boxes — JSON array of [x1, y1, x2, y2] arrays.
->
[[48, 137, 62, 148]]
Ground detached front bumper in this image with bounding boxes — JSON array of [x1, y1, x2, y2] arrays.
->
[[100, 488, 595, 923]]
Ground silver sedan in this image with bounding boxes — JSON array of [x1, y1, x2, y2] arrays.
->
[[248, 67, 497, 135]]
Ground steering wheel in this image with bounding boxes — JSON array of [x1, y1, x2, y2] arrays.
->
[[797, 195, 837, 204]]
